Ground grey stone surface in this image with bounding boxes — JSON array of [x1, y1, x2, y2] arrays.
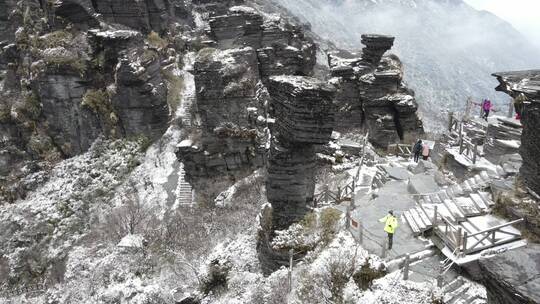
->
[[478, 244, 540, 304], [407, 174, 439, 194], [352, 180, 428, 259], [383, 166, 410, 180], [493, 70, 540, 195]]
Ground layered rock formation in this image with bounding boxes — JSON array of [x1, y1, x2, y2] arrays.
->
[[483, 117, 522, 164], [493, 70, 540, 195], [266, 76, 336, 229], [259, 75, 336, 273], [0, 1, 174, 202], [478, 243, 540, 304], [176, 5, 317, 202], [329, 35, 423, 147]]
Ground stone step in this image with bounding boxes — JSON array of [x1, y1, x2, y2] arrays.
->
[[478, 191, 495, 207], [445, 282, 471, 304], [443, 199, 466, 221], [479, 171, 490, 182], [414, 206, 432, 228], [453, 197, 481, 217], [474, 174, 484, 186], [404, 210, 421, 236], [442, 276, 464, 294], [409, 208, 427, 231], [461, 180, 473, 194], [469, 193, 489, 212]]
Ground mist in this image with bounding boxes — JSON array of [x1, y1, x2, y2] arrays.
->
[[272, 0, 540, 129]]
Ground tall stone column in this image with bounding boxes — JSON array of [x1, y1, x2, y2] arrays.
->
[[258, 75, 336, 273]]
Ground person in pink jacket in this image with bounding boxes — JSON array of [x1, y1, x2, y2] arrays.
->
[[481, 99, 492, 120], [422, 142, 430, 160]]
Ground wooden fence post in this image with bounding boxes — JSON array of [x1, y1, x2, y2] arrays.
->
[[473, 143, 478, 164], [433, 205, 438, 225], [359, 221, 363, 245], [288, 249, 294, 292], [508, 101, 514, 118], [448, 112, 454, 132], [403, 253, 410, 280], [463, 231, 468, 254], [457, 227, 463, 251], [346, 204, 351, 229], [437, 264, 444, 288]]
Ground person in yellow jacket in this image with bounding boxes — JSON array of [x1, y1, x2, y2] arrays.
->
[[379, 210, 398, 250]]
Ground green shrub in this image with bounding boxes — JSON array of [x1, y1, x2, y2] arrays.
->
[[197, 47, 217, 62], [147, 31, 168, 49], [161, 66, 184, 114], [82, 89, 120, 134], [37, 30, 73, 49], [352, 257, 386, 290], [320, 208, 341, 243]]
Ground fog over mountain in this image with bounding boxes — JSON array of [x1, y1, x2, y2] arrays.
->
[[272, 0, 540, 129]]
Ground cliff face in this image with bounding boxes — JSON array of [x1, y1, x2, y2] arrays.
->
[[478, 243, 540, 304], [176, 5, 318, 201], [493, 70, 540, 195], [0, 0, 177, 202]]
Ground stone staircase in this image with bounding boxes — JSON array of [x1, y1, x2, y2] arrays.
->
[[442, 277, 486, 304], [177, 163, 193, 206], [403, 171, 494, 236]]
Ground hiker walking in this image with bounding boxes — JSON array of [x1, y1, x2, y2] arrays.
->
[[413, 139, 422, 163], [422, 142, 430, 160], [474, 99, 493, 120], [379, 210, 398, 250]]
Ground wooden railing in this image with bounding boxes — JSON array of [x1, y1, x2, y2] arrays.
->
[[387, 144, 413, 157], [458, 137, 479, 164], [313, 133, 369, 208], [462, 218, 524, 254], [313, 180, 357, 207], [433, 206, 524, 255]]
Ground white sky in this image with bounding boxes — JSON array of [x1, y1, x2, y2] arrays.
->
[[464, 0, 540, 48]]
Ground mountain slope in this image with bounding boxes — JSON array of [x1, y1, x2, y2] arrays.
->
[[272, 0, 540, 129]]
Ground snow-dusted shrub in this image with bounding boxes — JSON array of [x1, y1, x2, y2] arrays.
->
[[249, 268, 289, 304], [293, 232, 381, 304], [319, 208, 341, 244], [200, 259, 231, 295]]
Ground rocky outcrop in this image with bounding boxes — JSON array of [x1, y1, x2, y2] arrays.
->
[[493, 70, 540, 195], [478, 244, 540, 304], [113, 48, 169, 139], [176, 47, 266, 201], [266, 76, 336, 229], [329, 35, 423, 147], [258, 76, 336, 273], [484, 117, 522, 163], [176, 6, 318, 202]]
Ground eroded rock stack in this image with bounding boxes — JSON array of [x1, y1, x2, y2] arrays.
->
[[492, 70, 540, 195], [267, 76, 336, 229], [258, 76, 336, 273], [329, 36, 423, 146]]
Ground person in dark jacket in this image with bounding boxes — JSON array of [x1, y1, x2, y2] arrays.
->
[[413, 140, 422, 163]]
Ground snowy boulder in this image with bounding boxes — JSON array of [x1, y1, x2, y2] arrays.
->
[[383, 166, 410, 181], [407, 174, 439, 195], [409, 160, 436, 174]]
